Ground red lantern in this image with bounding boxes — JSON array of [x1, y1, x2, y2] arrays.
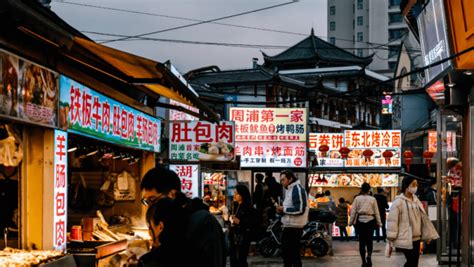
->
[[339, 147, 350, 159], [319, 144, 330, 157], [403, 150, 414, 172], [363, 149, 374, 163], [382, 150, 394, 165], [423, 150, 435, 172]]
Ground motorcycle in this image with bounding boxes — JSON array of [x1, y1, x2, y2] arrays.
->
[[257, 217, 330, 257]]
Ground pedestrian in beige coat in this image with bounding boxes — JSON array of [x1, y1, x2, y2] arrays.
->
[[386, 177, 439, 267]]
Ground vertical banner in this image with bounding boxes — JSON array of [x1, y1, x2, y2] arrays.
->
[[53, 130, 68, 251], [169, 164, 199, 198]]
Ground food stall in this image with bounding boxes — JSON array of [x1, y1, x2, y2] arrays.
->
[[229, 107, 308, 190], [308, 130, 402, 238], [58, 76, 159, 266]]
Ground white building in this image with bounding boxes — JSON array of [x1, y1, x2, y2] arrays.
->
[[327, 0, 408, 77]]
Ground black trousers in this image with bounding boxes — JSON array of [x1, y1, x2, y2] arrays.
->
[[339, 226, 349, 240], [357, 220, 375, 262], [400, 240, 421, 267], [375, 218, 387, 241], [229, 231, 251, 267], [282, 227, 303, 267]]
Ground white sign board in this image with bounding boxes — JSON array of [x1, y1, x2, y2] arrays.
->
[[169, 165, 199, 199]]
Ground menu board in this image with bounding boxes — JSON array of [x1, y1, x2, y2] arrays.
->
[[236, 141, 306, 168], [309, 133, 344, 167], [230, 107, 307, 141], [309, 173, 399, 187], [344, 130, 401, 168], [428, 130, 456, 152], [0, 49, 59, 127], [169, 121, 235, 162]]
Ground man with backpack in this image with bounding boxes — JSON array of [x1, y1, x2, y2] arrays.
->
[[141, 167, 226, 267]]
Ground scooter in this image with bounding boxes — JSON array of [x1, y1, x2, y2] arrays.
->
[[257, 217, 329, 258]]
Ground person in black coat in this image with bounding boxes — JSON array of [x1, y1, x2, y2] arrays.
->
[[229, 184, 257, 267], [374, 188, 389, 242], [139, 198, 187, 267]]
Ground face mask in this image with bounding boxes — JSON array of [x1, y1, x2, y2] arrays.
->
[[407, 186, 417, 194]]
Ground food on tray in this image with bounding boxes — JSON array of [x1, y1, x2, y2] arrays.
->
[[327, 174, 338, 185], [348, 149, 362, 158], [373, 150, 382, 158], [338, 174, 351, 186], [382, 174, 399, 186], [199, 142, 234, 160], [0, 248, 63, 266]]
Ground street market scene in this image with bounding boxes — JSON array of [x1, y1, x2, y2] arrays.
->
[[0, 0, 473, 266]]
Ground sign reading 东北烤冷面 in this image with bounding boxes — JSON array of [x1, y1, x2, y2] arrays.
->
[[59, 76, 161, 152]]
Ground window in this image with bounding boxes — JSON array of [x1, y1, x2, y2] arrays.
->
[[388, 45, 399, 58], [357, 16, 363, 26], [389, 62, 397, 70], [389, 28, 406, 40], [353, 19, 355, 29], [389, 13, 403, 24], [330, 6, 335, 15], [357, 0, 363, 10], [330, 21, 336, 31], [357, 49, 364, 57], [389, 0, 401, 7], [329, 37, 336, 45], [357, 32, 363, 42]]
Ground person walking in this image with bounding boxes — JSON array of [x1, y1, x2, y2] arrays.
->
[[335, 198, 349, 241], [229, 184, 256, 267], [139, 198, 187, 267], [141, 167, 226, 267], [349, 183, 382, 267], [253, 173, 265, 239], [276, 170, 309, 267], [387, 177, 439, 267], [374, 188, 389, 242]]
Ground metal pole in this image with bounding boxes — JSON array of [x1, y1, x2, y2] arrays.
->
[[436, 108, 443, 263]]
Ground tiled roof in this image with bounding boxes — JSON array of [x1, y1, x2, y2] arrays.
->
[[262, 31, 373, 67]]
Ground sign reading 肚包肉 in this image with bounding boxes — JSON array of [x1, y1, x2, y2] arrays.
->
[[169, 121, 235, 162], [59, 76, 161, 152]]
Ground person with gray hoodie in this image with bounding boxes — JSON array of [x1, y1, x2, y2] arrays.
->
[[386, 176, 439, 267], [276, 170, 309, 267]]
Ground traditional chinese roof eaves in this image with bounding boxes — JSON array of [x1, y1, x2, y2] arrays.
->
[[262, 33, 373, 67], [189, 68, 275, 86], [280, 66, 390, 82]]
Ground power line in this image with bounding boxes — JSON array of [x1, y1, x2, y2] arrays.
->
[[99, 1, 299, 44], [84, 31, 421, 54], [53, 0, 413, 49]]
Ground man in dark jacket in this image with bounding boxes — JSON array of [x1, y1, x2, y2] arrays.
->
[[141, 167, 225, 267], [374, 188, 389, 242]]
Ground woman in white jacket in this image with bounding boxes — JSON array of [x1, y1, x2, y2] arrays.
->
[[386, 176, 439, 267]]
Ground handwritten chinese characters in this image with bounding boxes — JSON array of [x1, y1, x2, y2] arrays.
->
[[230, 108, 307, 141], [53, 130, 68, 252], [170, 165, 199, 198], [169, 121, 235, 162]]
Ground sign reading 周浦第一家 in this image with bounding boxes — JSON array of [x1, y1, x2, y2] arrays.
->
[[229, 107, 307, 142], [59, 76, 161, 152]]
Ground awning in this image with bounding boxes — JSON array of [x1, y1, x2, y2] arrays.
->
[[70, 37, 219, 122], [0, 0, 219, 122]]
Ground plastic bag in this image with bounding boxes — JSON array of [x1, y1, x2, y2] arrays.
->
[[385, 242, 393, 258]]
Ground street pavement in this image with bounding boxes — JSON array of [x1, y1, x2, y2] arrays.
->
[[243, 240, 438, 266]]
